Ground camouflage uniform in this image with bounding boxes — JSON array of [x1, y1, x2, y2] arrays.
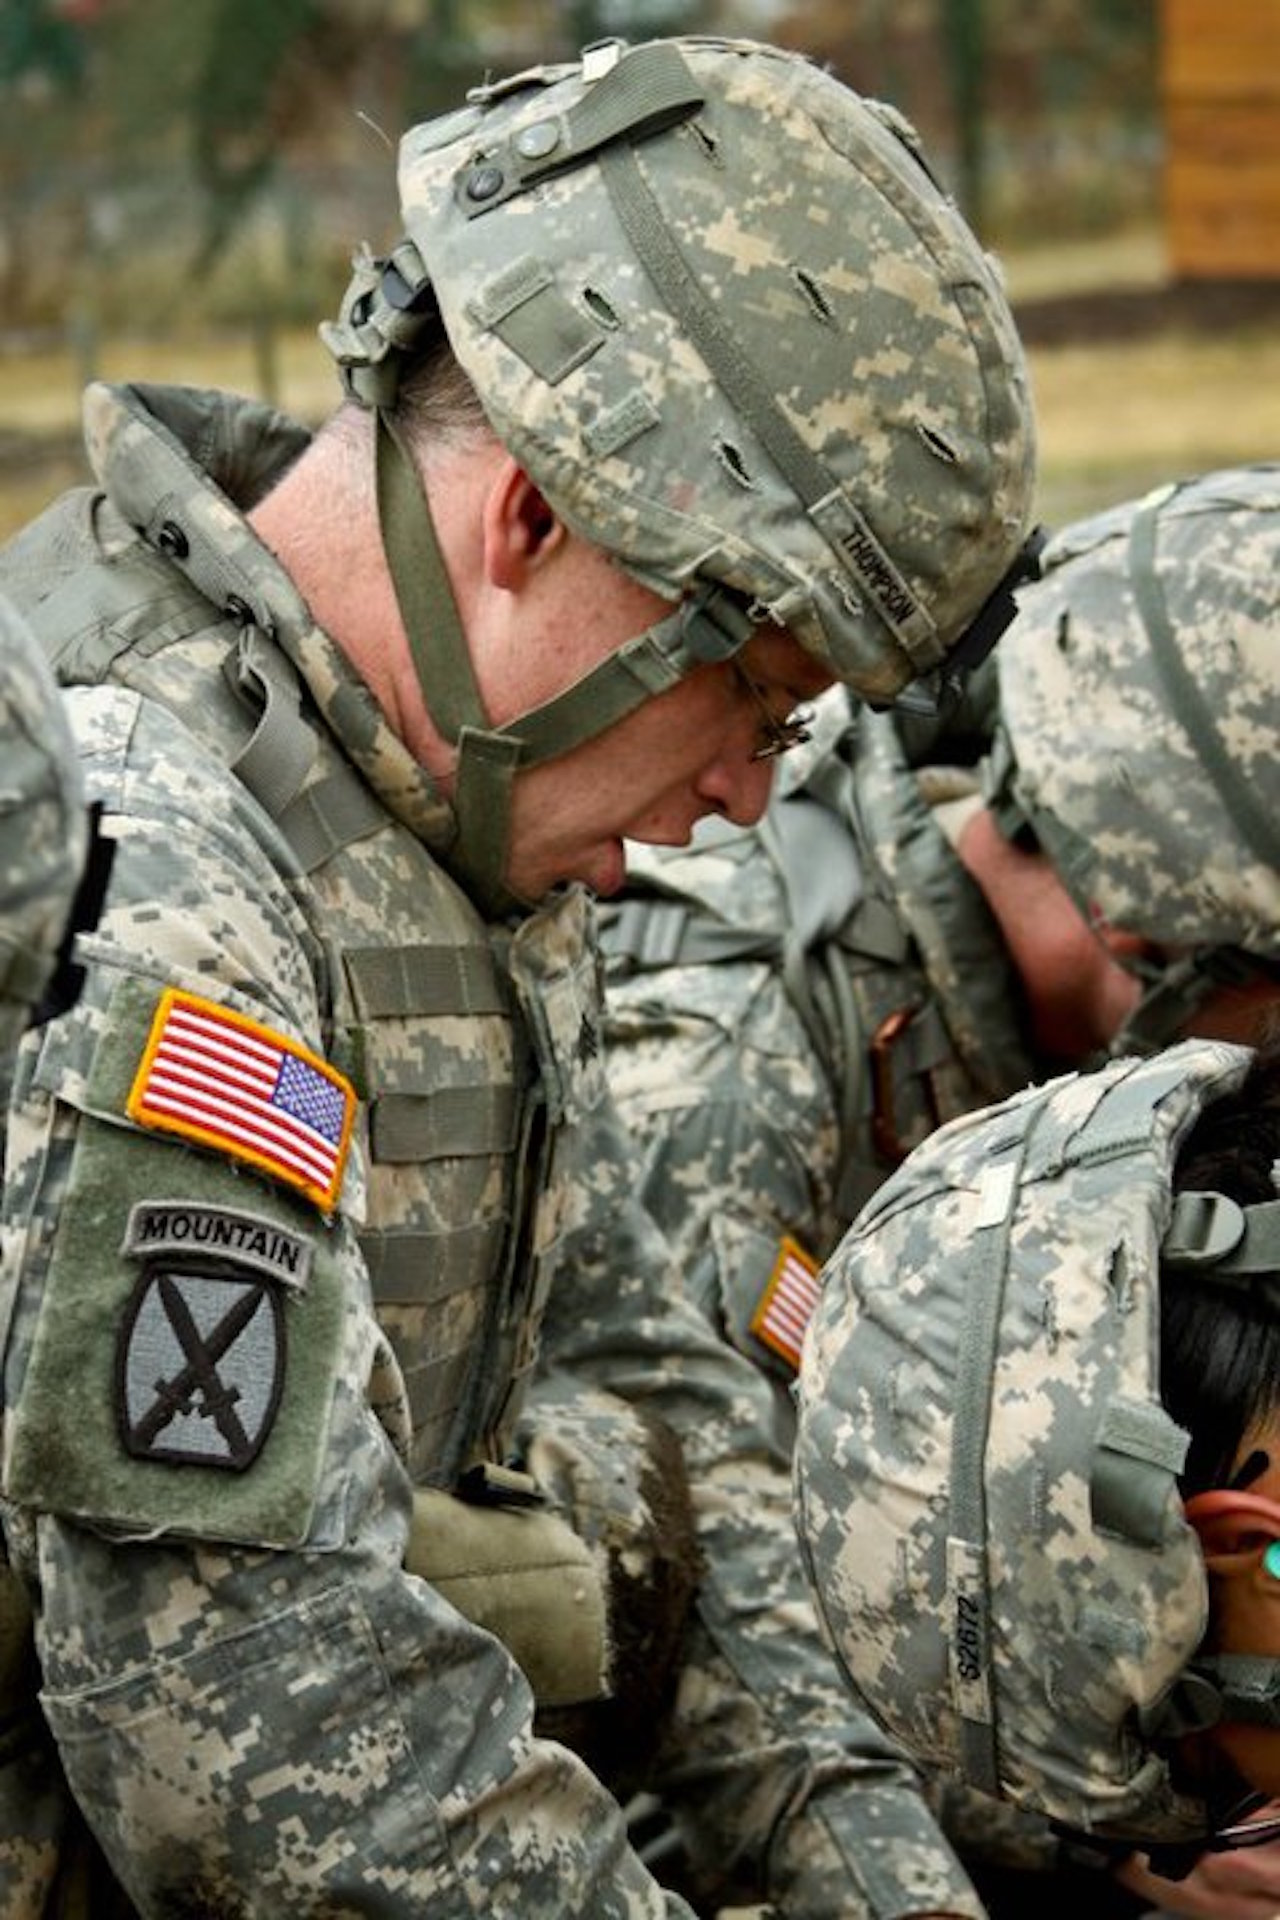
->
[[0, 379, 984, 1916], [601, 679, 1033, 1410], [600, 461, 1280, 1404], [0, 595, 86, 1127], [598, 673, 1065, 1900], [0, 600, 124, 1919], [604, 464, 1280, 1911]]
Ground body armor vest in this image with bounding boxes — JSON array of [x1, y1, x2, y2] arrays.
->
[[4, 478, 595, 1491]]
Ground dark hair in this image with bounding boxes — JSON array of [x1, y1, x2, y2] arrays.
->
[[1162, 1039, 1280, 1495], [319, 322, 492, 498], [393, 322, 490, 450]]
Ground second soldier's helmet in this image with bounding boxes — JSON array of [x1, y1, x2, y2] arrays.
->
[[985, 464, 1280, 1042], [795, 1038, 1280, 1850], [324, 35, 1037, 707]]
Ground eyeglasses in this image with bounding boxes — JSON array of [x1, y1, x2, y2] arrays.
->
[[731, 661, 815, 761]]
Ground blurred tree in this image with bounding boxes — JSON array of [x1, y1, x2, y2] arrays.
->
[[404, 0, 488, 120], [0, 0, 94, 327], [0, 0, 1163, 339], [0, 0, 87, 87], [190, 0, 327, 268], [941, 0, 987, 230]]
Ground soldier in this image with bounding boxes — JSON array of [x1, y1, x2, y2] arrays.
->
[[599, 465, 1280, 1911], [796, 1036, 1280, 1917], [0, 598, 132, 1912], [976, 462, 1280, 1062], [0, 35, 1038, 1918], [599, 665, 1031, 1406], [600, 464, 1280, 1406]]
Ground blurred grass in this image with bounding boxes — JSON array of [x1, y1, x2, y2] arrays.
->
[[2, 222, 1279, 540], [1027, 325, 1280, 527]]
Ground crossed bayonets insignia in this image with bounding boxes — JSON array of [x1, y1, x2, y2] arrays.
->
[[120, 1270, 283, 1471]]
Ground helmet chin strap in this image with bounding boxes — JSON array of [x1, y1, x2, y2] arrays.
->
[[1118, 1196, 1280, 1831], [1174, 1479, 1280, 1742], [374, 410, 758, 915], [1051, 1782, 1280, 1884], [1066, 1630, 1280, 1884]]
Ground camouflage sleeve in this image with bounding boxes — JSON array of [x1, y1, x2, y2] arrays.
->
[[0, 685, 695, 1918], [0, 594, 86, 1116], [535, 1081, 984, 1920], [605, 956, 842, 1374]]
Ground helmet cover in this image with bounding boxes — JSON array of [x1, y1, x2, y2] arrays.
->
[[331, 36, 1037, 704], [796, 1038, 1261, 1845], [991, 464, 1280, 955]]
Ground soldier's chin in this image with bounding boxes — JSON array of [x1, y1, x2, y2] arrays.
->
[[579, 840, 627, 899]]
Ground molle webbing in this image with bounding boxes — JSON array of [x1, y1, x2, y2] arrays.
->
[[217, 633, 542, 1486], [597, 140, 936, 663], [344, 944, 509, 1020], [360, 1221, 500, 1464], [854, 708, 1032, 1102], [336, 930, 533, 1480], [367, 1084, 520, 1164], [947, 1105, 1044, 1794], [457, 40, 705, 220]]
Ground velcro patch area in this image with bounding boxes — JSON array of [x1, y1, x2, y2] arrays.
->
[[127, 988, 355, 1212], [749, 1234, 822, 1373], [5, 1120, 344, 1548]]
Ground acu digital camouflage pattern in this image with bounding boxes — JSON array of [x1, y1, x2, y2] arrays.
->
[[0, 379, 985, 1916], [330, 35, 1036, 704], [991, 462, 1280, 956], [600, 685, 1070, 1891], [601, 681, 1033, 1401], [796, 1039, 1263, 1848], [0, 594, 85, 1123]]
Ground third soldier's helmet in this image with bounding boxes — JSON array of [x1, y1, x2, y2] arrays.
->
[[985, 464, 1280, 1047], [796, 1038, 1280, 1855]]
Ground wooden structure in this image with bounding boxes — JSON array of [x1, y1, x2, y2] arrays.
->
[[1162, 0, 1280, 278]]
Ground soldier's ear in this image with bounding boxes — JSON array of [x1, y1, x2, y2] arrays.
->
[[482, 456, 566, 590], [1185, 1489, 1280, 1587]]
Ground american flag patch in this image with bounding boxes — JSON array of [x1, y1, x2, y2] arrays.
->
[[749, 1235, 822, 1373], [127, 989, 356, 1212]]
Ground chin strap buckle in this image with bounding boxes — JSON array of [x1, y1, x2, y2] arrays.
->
[[892, 523, 1047, 719]]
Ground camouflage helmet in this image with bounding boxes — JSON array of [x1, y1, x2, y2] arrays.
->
[[795, 1037, 1280, 1850], [985, 465, 1280, 1044], [0, 595, 87, 1114], [321, 37, 1037, 908]]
